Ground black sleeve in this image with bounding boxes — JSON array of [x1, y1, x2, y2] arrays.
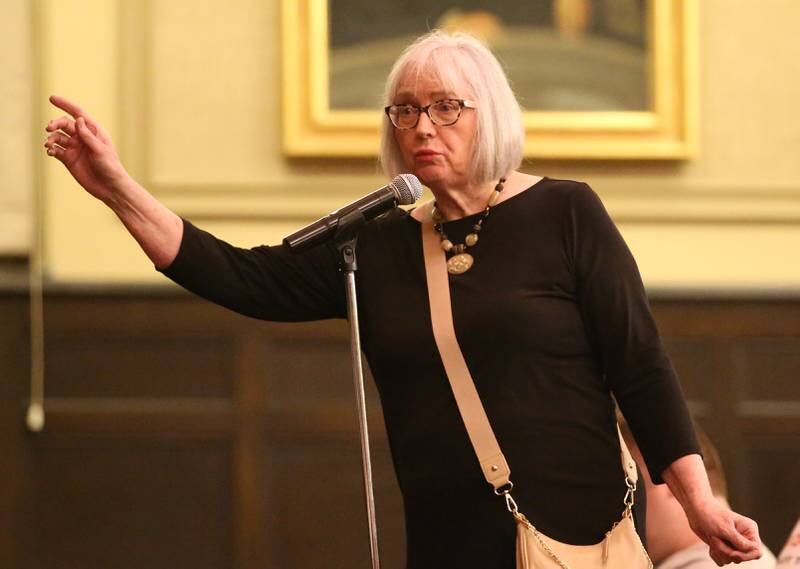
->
[[567, 183, 700, 484], [157, 219, 347, 322]]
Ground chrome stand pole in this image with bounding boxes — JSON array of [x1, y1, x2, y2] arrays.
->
[[336, 211, 380, 569]]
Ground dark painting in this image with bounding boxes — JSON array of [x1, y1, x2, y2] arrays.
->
[[328, 0, 649, 111]]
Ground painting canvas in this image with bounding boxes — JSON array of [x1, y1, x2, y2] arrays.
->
[[329, 0, 649, 112]]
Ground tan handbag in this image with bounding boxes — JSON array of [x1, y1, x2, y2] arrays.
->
[[420, 207, 653, 569]]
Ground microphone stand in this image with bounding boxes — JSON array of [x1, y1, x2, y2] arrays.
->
[[333, 209, 381, 569]]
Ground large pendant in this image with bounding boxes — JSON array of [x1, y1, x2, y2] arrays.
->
[[447, 253, 474, 275]]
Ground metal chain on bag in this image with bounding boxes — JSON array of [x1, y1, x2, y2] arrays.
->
[[505, 474, 641, 569], [514, 510, 573, 569]]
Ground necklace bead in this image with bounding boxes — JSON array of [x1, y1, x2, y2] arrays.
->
[[432, 177, 506, 275]]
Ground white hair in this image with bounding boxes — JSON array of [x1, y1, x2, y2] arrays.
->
[[380, 30, 525, 185]]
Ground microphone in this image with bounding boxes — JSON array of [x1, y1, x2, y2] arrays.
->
[[283, 174, 423, 252]]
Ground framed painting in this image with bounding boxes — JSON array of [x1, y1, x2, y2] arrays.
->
[[282, 0, 697, 159]]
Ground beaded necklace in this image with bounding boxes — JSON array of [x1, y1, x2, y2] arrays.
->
[[431, 177, 505, 275]]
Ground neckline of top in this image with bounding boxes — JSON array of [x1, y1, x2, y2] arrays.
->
[[406, 176, 549, 226]]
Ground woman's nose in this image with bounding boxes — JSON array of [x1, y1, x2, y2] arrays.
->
[[414, 111, 436, 136]]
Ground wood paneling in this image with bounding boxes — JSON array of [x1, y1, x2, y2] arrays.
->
[[737, 437, 800, 554], [732, 338, 800, 401], [27, 441, 232, 569], [45, 335, 235, 398], [0, 295, 31, 569], [33, 293, 404, 569], [660, 336, 715, 416], [653, 300, 800, 552], [0, 293, 797, 568]]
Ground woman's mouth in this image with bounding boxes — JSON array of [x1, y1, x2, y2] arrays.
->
[[414, 149, 440, 161]]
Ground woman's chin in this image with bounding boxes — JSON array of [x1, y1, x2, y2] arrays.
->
[[410, 166, 445, 188]]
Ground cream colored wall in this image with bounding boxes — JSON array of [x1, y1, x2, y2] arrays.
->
[[1, 0, 33, 256], [33, 0, 800, 290]]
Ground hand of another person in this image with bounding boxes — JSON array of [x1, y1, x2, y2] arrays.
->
[[44, 95, 132, 203], [687, 498, 762, 566]]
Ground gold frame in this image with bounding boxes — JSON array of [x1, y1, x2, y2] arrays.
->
[[282, 0, 697, 159]]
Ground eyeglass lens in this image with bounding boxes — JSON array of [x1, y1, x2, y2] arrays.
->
[[389, 100, 463, 128]]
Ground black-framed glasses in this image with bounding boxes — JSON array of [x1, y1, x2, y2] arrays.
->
[[384, 98, 476, 129]]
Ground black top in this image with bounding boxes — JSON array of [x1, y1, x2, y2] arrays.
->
[[159, 177, 699, 568]]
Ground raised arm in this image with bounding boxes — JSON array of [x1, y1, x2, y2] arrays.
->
[[44, 95, 182, 269], [44, 95, 346, 322]]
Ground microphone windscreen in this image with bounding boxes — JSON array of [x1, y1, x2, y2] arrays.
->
[[392, 174, 423, 205]]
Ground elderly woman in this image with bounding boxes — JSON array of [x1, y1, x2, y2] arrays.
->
[[45, 31, 760, 569]]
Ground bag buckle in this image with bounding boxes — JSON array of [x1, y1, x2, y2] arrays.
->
[[493, 482, 518, 513], [504, 492, 519, 514], [624, 476, 636, 509]]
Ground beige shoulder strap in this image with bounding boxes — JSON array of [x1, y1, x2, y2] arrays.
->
[[419, 207, 637, 490], [419, 203, 511, 490]]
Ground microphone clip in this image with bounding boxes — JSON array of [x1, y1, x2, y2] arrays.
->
[[334, 208, 367, 273]]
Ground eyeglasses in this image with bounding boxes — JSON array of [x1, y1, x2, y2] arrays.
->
[[384, 98, 476, 129]]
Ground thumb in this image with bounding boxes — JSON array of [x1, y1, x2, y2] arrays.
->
[[733, 517, 760, 549], [75, 116, 104, 153], [726, 521, 757, 552]]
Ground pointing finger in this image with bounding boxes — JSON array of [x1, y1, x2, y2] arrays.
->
[[48, 96, 113, 143], [48, 95, 93, 122], [48, 96, 115, 147]]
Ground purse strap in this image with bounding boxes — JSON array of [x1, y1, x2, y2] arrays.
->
[[419, 205, 638, 493]]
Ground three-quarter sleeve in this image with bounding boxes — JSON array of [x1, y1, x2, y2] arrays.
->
[[157, 219, 346, 322], [566, 183, 699, 483]]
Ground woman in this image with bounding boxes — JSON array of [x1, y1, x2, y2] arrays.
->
[[45, 30, 761, 568]]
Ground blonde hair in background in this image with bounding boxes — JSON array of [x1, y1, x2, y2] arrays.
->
[[380, 30, 525, 185], [617, 413, 728, 499], [693, 423, 728, 499]]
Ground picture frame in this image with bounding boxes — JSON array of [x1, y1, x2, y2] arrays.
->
[[282, 0, 697, 159]]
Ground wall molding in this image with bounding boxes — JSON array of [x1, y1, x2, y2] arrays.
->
[[148, 179, 800, 223]]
